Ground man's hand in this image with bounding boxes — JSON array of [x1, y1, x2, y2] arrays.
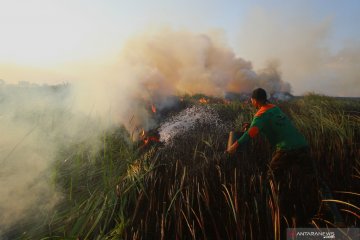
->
[[226, 141, 239, 155], [242, 122, 250, 131]]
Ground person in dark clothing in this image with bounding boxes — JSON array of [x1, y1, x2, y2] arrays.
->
[[227, 88, 319, 233]]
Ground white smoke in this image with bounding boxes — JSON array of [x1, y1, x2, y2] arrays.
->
[[68, 29, 291, 133], [0, 82, 107, 234]]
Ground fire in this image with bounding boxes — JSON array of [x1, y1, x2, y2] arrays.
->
[[142, 135, 160, 146], [199, 98, 208, 104], [151, 104, 157, 113], [139, 129, 160, 147], [140, 129, 145, 138]]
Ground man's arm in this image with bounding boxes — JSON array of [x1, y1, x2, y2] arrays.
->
[[237, 117, 263, 145], [226, 117, 263, 154]]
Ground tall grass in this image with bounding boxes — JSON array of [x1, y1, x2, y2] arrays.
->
[[16, 94, 359, 239], [289, 94, 360, 226], [13, 127, 138, 240]]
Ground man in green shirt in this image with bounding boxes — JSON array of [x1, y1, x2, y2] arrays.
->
[[227, 88, 319, 230]]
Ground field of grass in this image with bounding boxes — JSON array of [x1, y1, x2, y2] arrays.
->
[[14, 94, 360, 240]]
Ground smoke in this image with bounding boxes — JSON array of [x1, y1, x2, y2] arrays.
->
[[0, 82, 107, 235], [323, 43, 360, 96], [118, 29, 290, 95], [69, 28, 290, 132], [237, 7, 360, 97]]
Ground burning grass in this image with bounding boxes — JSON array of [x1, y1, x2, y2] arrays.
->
[[13, 94, 360, 239]]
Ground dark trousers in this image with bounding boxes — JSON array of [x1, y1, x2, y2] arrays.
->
[[268, 147, 319, 230]]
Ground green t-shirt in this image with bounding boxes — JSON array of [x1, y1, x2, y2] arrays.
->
[[237, 104, 308, 150]]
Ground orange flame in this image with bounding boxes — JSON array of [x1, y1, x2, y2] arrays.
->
[[151, 104, 157, 113], [139, 129, 160, 146], [140, 129, 145, 138], [199, 98, 208, 104]]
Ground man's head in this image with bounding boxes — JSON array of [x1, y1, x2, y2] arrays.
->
[[251, 88, 268, 108]]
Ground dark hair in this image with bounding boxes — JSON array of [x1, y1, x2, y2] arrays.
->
[[251, 88, 268, 103]]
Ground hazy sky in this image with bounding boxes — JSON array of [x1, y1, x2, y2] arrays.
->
[[0, 0, 359, 96]]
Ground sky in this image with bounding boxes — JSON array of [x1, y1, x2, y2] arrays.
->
[[0, 0, 359, 96]]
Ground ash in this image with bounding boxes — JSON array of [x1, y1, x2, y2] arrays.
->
[[158, 105, 227, 144]]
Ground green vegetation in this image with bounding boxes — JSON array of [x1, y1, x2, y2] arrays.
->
[[17, 94, 360, 239]]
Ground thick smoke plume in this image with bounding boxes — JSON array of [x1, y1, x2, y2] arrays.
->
[[118, 29, 290, 96], [106, 29, 290, 130]]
